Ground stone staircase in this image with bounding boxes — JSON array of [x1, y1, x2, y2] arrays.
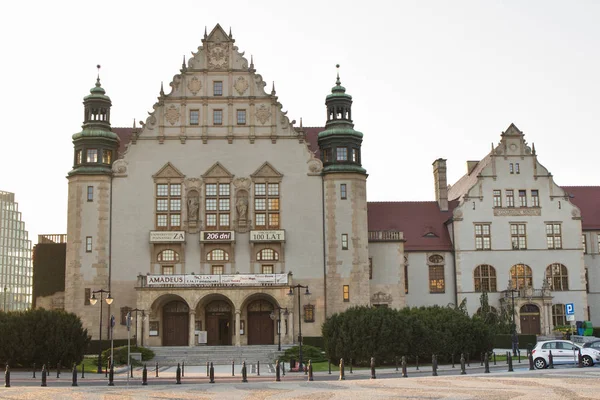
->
[[148, 345, 292, 365]]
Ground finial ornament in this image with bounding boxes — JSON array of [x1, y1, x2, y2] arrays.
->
[[204, 26, 208, 39], [182, 55, 186, 68], [300, 117, 303, 128], [160, 81, 164, 96], [96, 64, 101, 87], [250, 55, 254, 69], [133, 118, 137, 129], [271, 81, 276, 95], [229, 27, 232, 39], [336, 64, 341, 85]]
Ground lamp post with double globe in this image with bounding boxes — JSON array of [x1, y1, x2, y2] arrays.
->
[[287, 284, 311, 371], [90, 289, 113, 373], [270, 306, 289, 351]]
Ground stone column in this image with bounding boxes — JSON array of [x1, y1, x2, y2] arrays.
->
[[235, 310, 241, 347], [188, 311, 196, 347], [288, 310, 294, 344]]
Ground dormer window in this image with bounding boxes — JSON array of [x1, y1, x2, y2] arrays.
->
[[102, 150, 112, 164], [336, 147, 348, 161], [86, 149, 98, 163]]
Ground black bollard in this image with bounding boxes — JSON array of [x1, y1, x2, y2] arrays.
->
[[72, 363, 78, 387], [480, 353, 484, 367], [308, 360, 314, 381], [460, 353, 466, 375], [508, 353, 513, 372], [232, 360, 235, 376], [258, 360, 261, 376], [349, 358, 353, 374], [182, 361, 185, 378], [41, 364, 47, 387], [156, 361, 159, 377], [506, 351, 509, 364], [401, 356, 408, 378], [108, 362, 114, 386], [528, 352, 534, 370], [466, 352, 470, 367], [518, 349, 521, 363], [578, 349, 583, 368], [328, 360, 331, 375], [416, 355, 419, 370], [206, 361, 209, 377], [130, 363, 133, 378], [452, 353, 455, 368], [339, 358, 345, 381], [493, 352, 496, 366], [81, 362, 85, 379], [549, 350, 554, 369], [242, 361, 248, 383], [276, 360, 281, 382], [142, 364, 148, 385], [176, 363, 181, 384], [484, 352, 490, 373], [57, 362, 60, 379], [209, 362, 215, 384], [33, 362, 36, 379], [105, 359, 108, 378], [370, 357, 376, 380], [5, 363, 10, 388], [395, 356, 399, 372], [432, 354, 438, 377], [282, 360, 285, 376]]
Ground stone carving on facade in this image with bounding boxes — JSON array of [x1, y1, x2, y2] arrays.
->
[[112, 159, 128, 177], [493, 208, 541, 217], [307, 158, 323, 176], [255, 104, 271, 125], [208, 43, 229, 69], [170, 74, 181, 92], [187, 76, 202, 95], [184, 178, 202, 232], [572, 208, 581, 218], [233, 178, 251, 232], [371, 291, 393, 304], [234, 76, 249, 95], [428, 254, 444, 264], [140, 110, 157, 131], [236, 191, 249, 222], [165, 105, 181, 126], [187, 190, 200, 222], [453, 209, 463, 220]]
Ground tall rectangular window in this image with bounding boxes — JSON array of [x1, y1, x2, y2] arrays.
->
[[213, 109, 223, 125], [102, 150, 112, 164], [474, 223, 491, 250], [162, 266, 174, 275], [352, 148, 358, 162], [341, 234, 348, 250], [213, 81, 223, 96], [212, 265, 224, 275], [205, 183, 230, 229], [404, 264, 409, 294], [583, 234, 587, 253], [261, 265, 274, 274], [531, 190, 539, 207], [429, 265, 445, 293], [87, 186, 94, 202], [519, 190, 527, 207], [254, 182, 280, 229], [586, 268, 589, 293], [340, 184, 347, 200], [515, 163, 520, 174], [369, 257, 373, 280], [343, 285, 350, 302], [506, 190, 515, 207], [86, 149, 98, 163], [546, 223, 562, 249], [190, 110, 199, 125], [510, 223, 527, 249], [336, 147, 348, 161], [76, 150, 82, 164], [85, 236, 92, 252], [237, 109, 246, 125], [84, 288, 91, 305], [304, 304, 315, 322], [509, 163, 514, 174], [493, 190, 502, 207], [156, 183, 182, 229]]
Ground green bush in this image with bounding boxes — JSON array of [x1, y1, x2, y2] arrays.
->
[[101, 346, 155, 366], [493, 334, 537, 349], [303, 336, 324, 349], [280, 345, 326, 363], [0, 309, 90, 368]]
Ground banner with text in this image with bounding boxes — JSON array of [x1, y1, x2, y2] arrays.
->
[[146, 273, 288, 287]]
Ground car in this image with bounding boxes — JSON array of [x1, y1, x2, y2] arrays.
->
[[582, 340, 600, 350], [531, 340, 600, 369]]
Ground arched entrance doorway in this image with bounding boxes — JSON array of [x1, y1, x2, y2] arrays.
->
[[163, 301, 189, 346], [247, 299, 274, 345], [206, 300, 232, 345], [520, 304, 541, 335]]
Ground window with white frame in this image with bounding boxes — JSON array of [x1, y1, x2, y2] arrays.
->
[[531, 190, 540, 207], [493, 190, 502, 207], [506, 190, 515, 207], [474, 223, 491, 250], [156, 183, 182, 229], [341, 234, 348, 250], [552, 304, 566, 327], [254, 183, 279, 229], [510, 223, 527, 249], [205, 183, 230, 229], [518, 190, 527, 207], [546, 263, 569, 291], [546, 223, 562, 249], [474, 264, 497, 292]]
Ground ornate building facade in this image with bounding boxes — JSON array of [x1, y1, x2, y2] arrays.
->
[[53, 24, 599, 346]]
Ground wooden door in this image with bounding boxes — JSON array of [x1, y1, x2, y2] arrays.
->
[[248, 312, 274, 345], [520, 304, 541, 335], [206, 315, 219, 345], [163, 313, 188, 346]]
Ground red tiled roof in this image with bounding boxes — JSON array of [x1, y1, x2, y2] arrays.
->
[[303, 127, 323, 159], [112, 127, 135, 158], [367, 201, 457, 251], [562, 186, 600, 230]]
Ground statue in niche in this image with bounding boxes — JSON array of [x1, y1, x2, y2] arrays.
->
[[236, 191, 248, 222], [187, 192, 199, 222]]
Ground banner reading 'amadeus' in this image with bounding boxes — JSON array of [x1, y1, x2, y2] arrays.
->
[[146, 273, 288, 287]]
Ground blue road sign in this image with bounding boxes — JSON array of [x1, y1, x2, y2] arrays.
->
[[566, 303, 575, 315]]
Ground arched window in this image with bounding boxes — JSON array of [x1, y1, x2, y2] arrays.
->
[[510, 264, 532, 289], [207, 249, 229, 261], [474, 265, 497, 292], [257, 248, 279, 261], [552, 304, 566, 327], [157, 249, 180, 262], [546, 263, 569, 291]]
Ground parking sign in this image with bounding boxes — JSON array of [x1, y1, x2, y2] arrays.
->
[[566, 303, 575, 315]]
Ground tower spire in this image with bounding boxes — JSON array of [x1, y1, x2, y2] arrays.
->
[[160, 81, 164, 96], [336, 63, 341, 86], [96, 64, 101, 87]]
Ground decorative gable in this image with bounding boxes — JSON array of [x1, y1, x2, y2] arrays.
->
[[251, 162, 283, 179], [202, 162, 233, 179], [502, 123, 523, 136], [152, 162, 185, 179]]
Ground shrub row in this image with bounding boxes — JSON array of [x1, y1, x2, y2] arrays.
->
[[322, 306, 494, 366], [101, 346, 155, 366], [0, 309, 90, 367]]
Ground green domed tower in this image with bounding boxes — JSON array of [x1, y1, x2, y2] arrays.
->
[[319, 66, 370, 315]]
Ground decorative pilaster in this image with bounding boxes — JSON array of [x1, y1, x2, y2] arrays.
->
[[235, 310, 241, 347]]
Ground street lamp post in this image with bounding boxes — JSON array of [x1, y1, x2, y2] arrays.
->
[[3, 287, 7, 312], [90, 289, 113, 374], [131, 308, 146, 347], [287, 284, 311, 371], [506, 280, 518, 357], [270, 306, 289, 351]]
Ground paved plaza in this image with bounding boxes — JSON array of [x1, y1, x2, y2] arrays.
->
[[0, 363, 599, 399]]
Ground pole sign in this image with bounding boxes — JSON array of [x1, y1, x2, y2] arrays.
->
[[566, 303, 575, 315], [126, 312, 131, 331]]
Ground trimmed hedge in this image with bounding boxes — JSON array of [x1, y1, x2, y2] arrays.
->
[[280, 345, 326, 363], [322, 306, 494, 366], [493, 334, 537, 349], [87, 339, 137, 356], [302, 336, 324, 350], [101, 346, 155, 366], [0, 309, 90, 367]]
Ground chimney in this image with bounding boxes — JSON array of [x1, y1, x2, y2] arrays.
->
[[467, 160, 479, 175], [433, 158, 448, 211]]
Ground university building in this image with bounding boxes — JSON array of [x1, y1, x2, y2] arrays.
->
[[46, 24, 599, 346]]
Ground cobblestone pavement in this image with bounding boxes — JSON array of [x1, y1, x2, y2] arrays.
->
[[1, 365, 599, 399]]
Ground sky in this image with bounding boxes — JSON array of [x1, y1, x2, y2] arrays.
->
[[1, 0, 599, 245]]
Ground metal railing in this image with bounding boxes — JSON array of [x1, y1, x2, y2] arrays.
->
[[368, 231, 404, 242]]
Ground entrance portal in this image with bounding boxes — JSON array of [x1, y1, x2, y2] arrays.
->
[[162, 301, 189, 346], [247, 299, 275, 345], [520, 304, 541, 335], [206, 300, 232, 345]]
